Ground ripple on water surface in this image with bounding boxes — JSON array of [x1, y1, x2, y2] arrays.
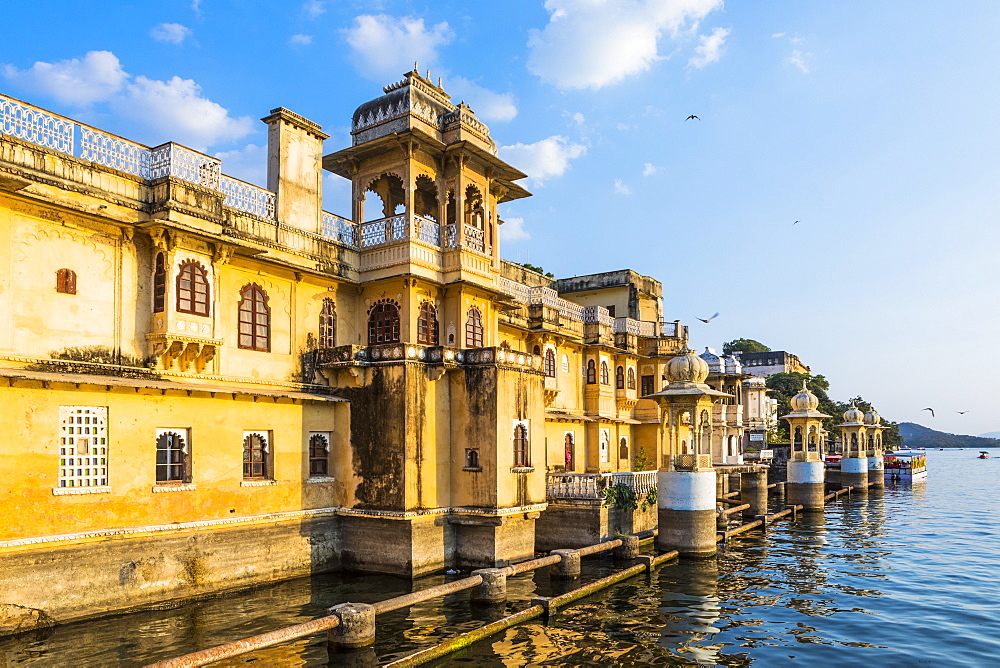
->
[[3, 451, 1000, 666]]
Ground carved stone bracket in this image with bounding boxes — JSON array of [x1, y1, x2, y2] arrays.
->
[[146, 333, 221, 373]]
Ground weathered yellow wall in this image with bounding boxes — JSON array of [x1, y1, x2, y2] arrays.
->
[[0, 380, 347, 542]]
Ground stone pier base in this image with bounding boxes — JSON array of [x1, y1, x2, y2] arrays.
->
[[657, 470, 717, 557], [787, 461, 825, 511], [841, 458, 869, 495]]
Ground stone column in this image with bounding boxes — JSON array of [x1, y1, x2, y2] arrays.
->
[[841, 457, 869, 495], [657, 470, 717, 557], [470, 568, 507, 604], [868, 454, 885, 491], [551, 549, 581, 579], [740, 470, 768, 519], [787, 460, 825, 511]]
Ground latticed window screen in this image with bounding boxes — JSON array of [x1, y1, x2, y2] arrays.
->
[[238, 284, 270, 351], [627, 367, 636, 390], [600, 361, 610, 385], [368, 300, 400, 344], [586, 360, 597, 384], [58, 406, 108, 488], [156, 430, 189, 483], [319, 298, 336, 349], [465, 306, 484, 347], [544, 349, 556, 377], [176, 260, 210, 316], [615, 365, 625, 389], [416, 301, 438, 345], [513, 424, 529, 467], [243, 431, 270, 479], [309, 432, 330, 476], [153, 253, 166, 313]]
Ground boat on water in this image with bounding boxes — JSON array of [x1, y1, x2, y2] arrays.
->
[[885, 450, 928, 481], [979, 451, 990, 459]]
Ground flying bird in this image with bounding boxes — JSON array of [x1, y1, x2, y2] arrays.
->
[[685, 115, 700, 121], [792, 220, 800, 225], [697, 312, 719, 324], [957, 411, 969, 414], [923, 407, 935, 418]]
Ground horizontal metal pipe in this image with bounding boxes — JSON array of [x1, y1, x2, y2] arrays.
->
[[383, 605, 545, 667], [144, 614, 341, 668], [717, 497, 746, 506], [722, 490, 741, 498], [578, 538, 622, 557], [724, 520, 763, 538], [721, 503, 751, 515], [548, 563, 647, 609], [652, 550, 679, 566], [372, 575, 484, 615], [502, 553, 561, 576]]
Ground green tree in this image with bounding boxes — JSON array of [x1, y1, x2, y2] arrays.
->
[[723, 338, 771, 355], [765, 372, 837, 439], [517, 262, 554, 278]]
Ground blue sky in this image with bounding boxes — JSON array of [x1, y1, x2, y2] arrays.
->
[[3, 1, 999, 436]]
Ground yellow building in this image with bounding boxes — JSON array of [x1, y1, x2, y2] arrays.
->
[[0, 70, 699, 631]]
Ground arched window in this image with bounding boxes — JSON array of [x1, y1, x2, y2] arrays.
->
[[544, 349, 556, 377], [533, 345, 541, 355], [309, 433, 329, 476], [600, 361, 610, 385], [627, 367, 636, 390], [368, 300, 400, 344], [513, 424, 529, 467], [319, 298, 336, 349], [242, 432, 270, 479], [153, 253, 166, 313], [586, 360, 597, 384], [416, 301, 438, 345], [156, 430, 189, 483], [238, 284, 270, 352], [615, 365, 625, 389], [55, 268, 76, 295], [177, 260, 210, 316], [465, 449, 480, 470], [794, 427, 803, 450], [465, 306, 484, 348], [619, 437, 629, 460], [561, 354, 569, 373]]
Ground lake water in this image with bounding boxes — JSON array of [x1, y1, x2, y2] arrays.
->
[[3, 449, 999, 666]]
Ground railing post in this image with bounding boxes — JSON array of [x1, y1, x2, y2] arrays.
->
[[550, 549, 581, 579], [470, 568, 507, 605], [327, 602, 375, 650]]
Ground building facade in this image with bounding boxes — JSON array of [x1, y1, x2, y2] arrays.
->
[[0, 71, 764, 630]]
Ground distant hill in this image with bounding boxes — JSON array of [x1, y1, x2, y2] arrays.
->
[[899, 422, 1000, 449], [980, 431, 1000, 439]]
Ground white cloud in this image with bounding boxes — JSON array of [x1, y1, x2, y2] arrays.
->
[[616, 122, 634, 131], [527, 0, 723, 90], [2, 50, 127, 106], [500, 216, 531, 242], [499, 135, 587, 186], [563, 110, 585, 126], [688, 27, 729, 69], [290, 34, 314, 46], [214, 143, 267, 187], [614, 179, 632, 195], [446, 76, 517, 122], [788, 49, 811, 73], [343, 14, 453, 81], [150, 23, 192, 44], [771, 32, 785, 38], [115, 76, 254, 150], [303, 0, 325, 19], [642, 162, 657, 176], [191, 0, 202, 17]]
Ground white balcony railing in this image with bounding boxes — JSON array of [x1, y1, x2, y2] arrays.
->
[[497, 276, 533, 303], [583, 306, 615, 326], [414, 214, 440, 245], [320, 211, 358, 247], [546, 470, 657, 500], [464, 224, 485, 253]]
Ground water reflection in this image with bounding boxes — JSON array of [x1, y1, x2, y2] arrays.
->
[[6, 453, 1000, 666]]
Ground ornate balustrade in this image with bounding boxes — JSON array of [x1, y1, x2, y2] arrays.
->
[[496, 277, 532, 303], [546, 470, 658, 501], [583, 306, 615, 326], [320, 211, 358, 247], [464, 224, 485, 253], [0, 93, 276, 220], [414, 214, 440, 245], [528, 287, 584, 322], [218, 175, 275, 219]]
